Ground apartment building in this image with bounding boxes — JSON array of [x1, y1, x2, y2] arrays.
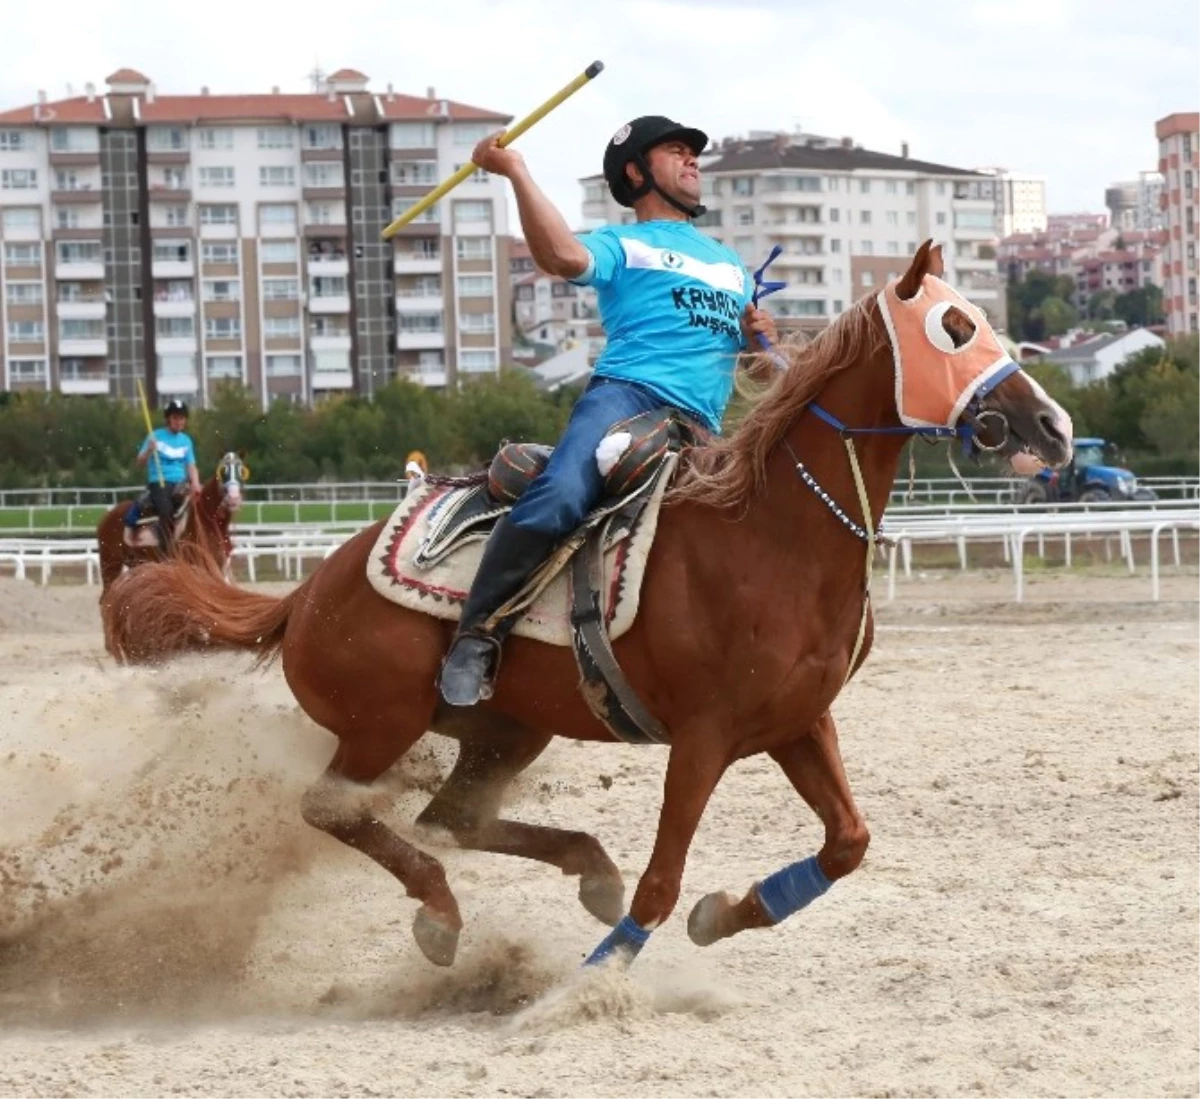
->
[[1155, 112, 1199, 336], [976, 167, 1048, 237], [509, 238, 602, 360], [581, 129, 1008, 332], [0, 67, 513, 405], [1105, 171, 1165, 233]]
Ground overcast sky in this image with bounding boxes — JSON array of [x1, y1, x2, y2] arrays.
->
[[2, 0, 1196, 230]]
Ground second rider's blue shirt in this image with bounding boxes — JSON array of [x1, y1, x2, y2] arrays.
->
[[570, 220, 752, 433]]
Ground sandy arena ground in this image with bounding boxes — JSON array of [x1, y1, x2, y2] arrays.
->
[[0, 565, 1197, 1098]]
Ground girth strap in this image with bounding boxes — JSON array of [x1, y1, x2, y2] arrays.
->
[[569, 530, 669, 746]]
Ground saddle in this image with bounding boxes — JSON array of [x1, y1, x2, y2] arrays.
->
[[130, 488, 190, 527], [123, 489, 192, 549], [370, 408, 703, 744]]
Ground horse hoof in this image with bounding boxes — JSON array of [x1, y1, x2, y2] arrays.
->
[[412, 906, 460, 967], [687, 891, 734, 947], [578, 871, 625, 927]]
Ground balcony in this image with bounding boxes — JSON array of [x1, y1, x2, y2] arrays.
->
[[56, 298, 106, 320], [55, 260, 105, 281], [311, 369, 354, 390], [394, 252, 442, 275], [52, 187, 102, 205], [60, 371, 110, 396], [58, 336, 107, 358], [395, 290, 443, 312], [307, 254, 349, 278], [308, 293, 350, 314], [157, 335, 199, 354], [152, 257, 194, 279], [406, 367, 447, 388], [153, 296, 196, 318], [397, 330, 445, 350], [309, 333, 352, 353]]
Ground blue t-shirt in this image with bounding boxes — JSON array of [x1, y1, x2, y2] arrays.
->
[[139, 427, 196, 485], [570, 221, 752, 433]]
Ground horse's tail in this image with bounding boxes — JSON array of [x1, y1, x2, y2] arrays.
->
[[102, 548, 301, 667]]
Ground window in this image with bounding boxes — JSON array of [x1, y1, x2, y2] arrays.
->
[[886, 211, 898, 225], [161, 167, 188, 191], [261, 240, 298, 263], [57, 241, 102, 263], [457, 275, 493, 297], [906, 211, 916, 226], [5, 242, 41, 265], [9, 359, 46, 381], [306, 202, 339, 225], [199, 166, 235, 188], [50, 126, 99, 153], [164, 205, 190, 227], [303, 162, 343, 188], [0, 129, 28, 151], [829, 208, 840, 223], [733, 206, 754, 227], [456, 237, 490, 260], [732, 177, 754, 196], [259, 204, 297, 227], [830, 238, 841, 253], [146, 126, 186, 151], [452, 200, 491, 226], [905, 181, 915, 195], [311, 275, 347, 298], [265, 353, 302, 376], [205, 316, 241, 340], [5, 282, 43, 305], [861, 271, 875, 288], [399, 275, 440, 298], [392, 160, 438, 186], [399, 312, 442, 332], [1, 169, 38, 190], [885, 180, 897, 195], [260, 166, 296, 187], [262, 277, 298, 300], [201, 242, 238, 265], [827, 176, 841, 192], [156, 316, 195, 338], [59, 318, 104, 340], [202, 279, 240, 302], [257, 127, 295, 149], [459, 349, 497, 373], [858, 179, 871, 194], [158, 353, 196, 377], [56, 208, 80, 229], [390, 122, 436, 148], [458, 312, 495, 333], [2, 207, 40, 232], [198, 128, 234, 150], [207, 355, 242, 378], [953, 210, 993, 229], [859, 241, 874, 255], [765, 176, 821, 193], [312, 349, 349, 373], [936, 211, 947, 226], [833, 300, 844, 313], [155, 279, 193, 302], [453, 122, 493, 146], [8, 320, 44, 341], [304, 124, 342, 150], [859, 211, 871, 224], [264, 315, 301, 338], [151, 240, 191, 263], [452, 163, 489, 184], [392, 198, 440, 224], [199, 204, 237, 226], [887, 241, 900, 254]]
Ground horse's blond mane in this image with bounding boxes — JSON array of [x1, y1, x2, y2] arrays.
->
[[671, 298, 885, 511]]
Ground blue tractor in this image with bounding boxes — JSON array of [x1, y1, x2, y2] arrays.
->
[[1022, 437, 1157, 504]]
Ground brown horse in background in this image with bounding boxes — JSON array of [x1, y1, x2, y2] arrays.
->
[[102, 245, 1073, 968], [96, 452, 248, 592]]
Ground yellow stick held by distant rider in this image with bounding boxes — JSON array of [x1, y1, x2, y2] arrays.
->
[[136, 378, 165, 488]]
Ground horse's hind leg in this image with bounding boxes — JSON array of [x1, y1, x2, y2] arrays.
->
[[301, 727, 464, 967], [687, 710, 870, 946], [419, 709, 625, 925]]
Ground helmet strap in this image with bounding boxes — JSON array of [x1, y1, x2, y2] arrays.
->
[[629, 151, 707, 220]]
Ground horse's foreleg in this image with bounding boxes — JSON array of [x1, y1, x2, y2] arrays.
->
[[419, 713, 625, 926], [301, 732, 463, 967], [687, 711, 869, 947], [583, 730, 729, 965]]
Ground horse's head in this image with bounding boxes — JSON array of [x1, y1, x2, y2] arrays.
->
[[213, 451, 251, 512], [879, 241, 1073, 470]]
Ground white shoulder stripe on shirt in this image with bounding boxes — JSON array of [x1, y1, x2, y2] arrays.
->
[[620, 238, 747, 295]]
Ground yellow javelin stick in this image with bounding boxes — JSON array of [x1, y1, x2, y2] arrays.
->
[[135, 377, 165, 488], [381, 60, 604, 240]]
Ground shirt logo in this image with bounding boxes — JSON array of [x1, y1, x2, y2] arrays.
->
[[611, 123, 632, 146], [662, 250, 683, 270]]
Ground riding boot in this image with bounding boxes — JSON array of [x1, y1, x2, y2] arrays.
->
[[438, 515, 557, 707]]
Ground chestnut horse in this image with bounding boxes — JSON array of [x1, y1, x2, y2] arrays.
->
[[103, 245, 1072, 968], [96, 451, 249, 592]]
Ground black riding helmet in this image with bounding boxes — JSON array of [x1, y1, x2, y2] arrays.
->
[[602, 115, 709, 219], [164, 399, 189, 418]]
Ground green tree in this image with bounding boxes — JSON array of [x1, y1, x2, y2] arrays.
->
[[1113, 284, 1165, 328]]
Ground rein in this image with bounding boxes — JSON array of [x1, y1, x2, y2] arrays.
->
[[748, 247, 1017, 683]]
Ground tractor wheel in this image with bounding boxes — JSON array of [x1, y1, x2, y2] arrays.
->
[[1079, 486, 1111, 503], [1021, 481, 1049, 505]]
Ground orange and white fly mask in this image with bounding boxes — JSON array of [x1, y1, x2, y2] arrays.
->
[[877, 274, 1020, 433]]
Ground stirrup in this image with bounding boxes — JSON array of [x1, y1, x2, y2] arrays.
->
[[438, 632, 503, 706]]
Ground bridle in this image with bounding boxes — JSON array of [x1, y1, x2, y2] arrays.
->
[[749, 247, 1023, 682], [213, 453, 250, 513]]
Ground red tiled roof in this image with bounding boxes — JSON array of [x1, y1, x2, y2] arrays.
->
[[378, 93, 509, 123], [0, 96, 108, 124], [139, 94, 349, 123], [106, 68, 150, 84], [329, 68, 368, 81]]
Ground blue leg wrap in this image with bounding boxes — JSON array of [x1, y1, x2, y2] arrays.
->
[[583, 913, 651, 967], [756, 855, 832, 924]]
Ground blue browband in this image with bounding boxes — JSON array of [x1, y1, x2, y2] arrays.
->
[[750, 246, 1019, 454]]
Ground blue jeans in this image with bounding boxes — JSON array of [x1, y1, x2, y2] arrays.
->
[[510, 378, 672, 537]]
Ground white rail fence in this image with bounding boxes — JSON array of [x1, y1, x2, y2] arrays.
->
[[2, 501, 1197, 603]]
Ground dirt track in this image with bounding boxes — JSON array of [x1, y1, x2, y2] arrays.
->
[[1, 568, 1197, 1098]]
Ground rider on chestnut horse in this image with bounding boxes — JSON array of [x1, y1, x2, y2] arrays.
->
[[439, 115, 779, 707], [130, 398, 203, 552]]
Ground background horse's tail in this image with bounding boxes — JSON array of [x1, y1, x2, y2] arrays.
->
[[101, 549, 299, 666]]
